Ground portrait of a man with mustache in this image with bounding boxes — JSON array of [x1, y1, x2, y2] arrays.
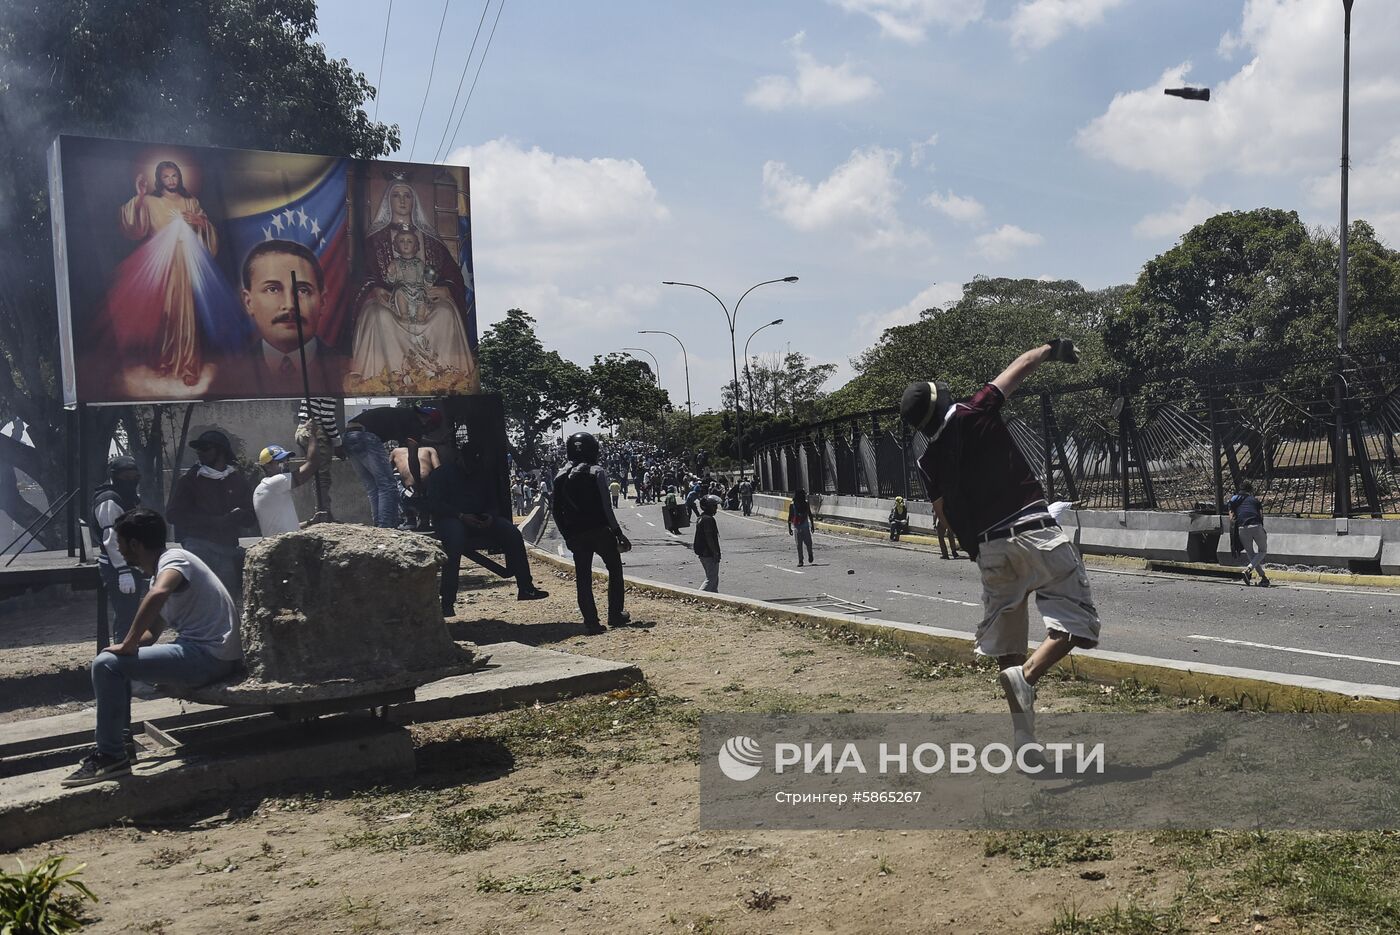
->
[[215, 238, 347, 398]]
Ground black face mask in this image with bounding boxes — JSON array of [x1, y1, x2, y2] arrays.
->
[[111, 477, 141, 504]]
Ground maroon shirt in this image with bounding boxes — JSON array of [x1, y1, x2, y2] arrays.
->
[[917, 383, 1045, 549]]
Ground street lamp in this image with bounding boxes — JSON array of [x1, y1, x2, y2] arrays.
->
[[742, 318, 784, 414], [622, 347, 664, 449], [638, 329, 694, 450], [1336, 0, 1356, 518], [662, 276, 798, 478]]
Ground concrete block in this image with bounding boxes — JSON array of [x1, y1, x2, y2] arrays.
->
[[1, 718, 415, 851]]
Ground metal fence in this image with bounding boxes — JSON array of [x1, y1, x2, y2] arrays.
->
[[752, 345, 1400, 518]]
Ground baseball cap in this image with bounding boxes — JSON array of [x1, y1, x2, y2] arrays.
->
[[258, 444, 293, 465], [107, 455, 139, 476], [900, 381, 952, 434]]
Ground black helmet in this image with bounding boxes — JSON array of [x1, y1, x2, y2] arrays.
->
[[566, 432, 600, 465]]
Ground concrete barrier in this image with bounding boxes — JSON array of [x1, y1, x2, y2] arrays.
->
[[752, 491, 1400, 574]]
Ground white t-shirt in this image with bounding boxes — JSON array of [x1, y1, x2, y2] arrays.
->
[[157, 549, 242, 660], [254, 473, 299, 536]]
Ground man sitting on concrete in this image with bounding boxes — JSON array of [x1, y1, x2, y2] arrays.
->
[[63, 508, 243, 787], [422, 441, 548, 616]]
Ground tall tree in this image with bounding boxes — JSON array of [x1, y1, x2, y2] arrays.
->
[[829, 276, 1122, 417], [478, 309, 591, 468], [0, 0, 397, 540], [590, 353, 671, 430]]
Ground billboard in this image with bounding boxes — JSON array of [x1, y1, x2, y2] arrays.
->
[[47, 136, 480, 405]]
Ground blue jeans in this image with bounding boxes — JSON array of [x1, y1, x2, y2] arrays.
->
[[344, 428, 400, 527], [92, 641, 239, 757], [182, 537, 244, 602], [99, 561, 148, 644]]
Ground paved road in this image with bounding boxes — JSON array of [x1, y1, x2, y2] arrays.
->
[[545, 501, 1400, 690]]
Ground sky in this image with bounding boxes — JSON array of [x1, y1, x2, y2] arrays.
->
[[315, 0, 1400, 413]]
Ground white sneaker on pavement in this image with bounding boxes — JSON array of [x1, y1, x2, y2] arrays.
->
[[998, 666, 1037, 736]]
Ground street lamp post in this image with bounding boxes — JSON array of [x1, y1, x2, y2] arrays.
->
[[623, 347, 665, 449], [1335, 0, 1356, 519], [742, 319, 784, 415], [638, 330, 694, 450], [662, 277, 798, 478]]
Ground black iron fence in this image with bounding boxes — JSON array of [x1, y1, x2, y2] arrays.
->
[[752, 345, 1400, 518]]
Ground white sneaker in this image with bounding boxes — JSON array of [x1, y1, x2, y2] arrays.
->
[[998, 666, 1037, 736]]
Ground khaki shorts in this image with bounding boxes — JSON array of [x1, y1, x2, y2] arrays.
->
[[973, 526, 1100, 657]]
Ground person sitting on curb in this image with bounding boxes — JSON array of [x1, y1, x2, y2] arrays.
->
[[889, 495, 910, 542], [252, 420, 323, 537], [63, 508, 243, 787], [900, 339, 1101, 767]]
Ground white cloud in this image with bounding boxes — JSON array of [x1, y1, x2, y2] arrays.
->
[[443, 138, 670, 343], [1308, 134, 1400, 244], [745, 32, 880, 110], [761, 146, 927, 249], [855, 281, 965, 333], [829, 0, 985, 43], [1132, 195, 1231, 240], [974, 224, 1043, 260], [925, 189, 986, 223], [1077, 0, 1400, 187], [1008, 0, 1126, 50], [909, 133, 939, 168]]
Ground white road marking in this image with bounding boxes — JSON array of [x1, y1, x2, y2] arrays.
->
[[765, 563, 805, 575], [636, 512, 644, 518], [887, 589, 980, 608], [646, 522, 656, 527], [1187, 635, 1400, 668]]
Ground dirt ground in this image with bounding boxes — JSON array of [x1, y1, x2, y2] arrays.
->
[[2, 562, 1396, 934]]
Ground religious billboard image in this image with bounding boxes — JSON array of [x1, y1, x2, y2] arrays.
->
[[47, 136, 480, 405]]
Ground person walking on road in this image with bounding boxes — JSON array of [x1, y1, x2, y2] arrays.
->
[[553, 432, 632, 634], [788, 488, 815, 567], [609, 478, 621, 508], [900, 340, 1100, 765], [935, 512, 961, 560], [739, 479, 754, 516], [1228, 481, 1270, 587], [694, 494, 722, 592]]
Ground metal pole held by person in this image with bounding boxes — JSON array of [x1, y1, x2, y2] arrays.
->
[[289, 269, 326, 519]]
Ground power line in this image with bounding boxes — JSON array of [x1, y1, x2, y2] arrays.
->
[[444, 0, 506, 160], [408, 0, 454, 161], [373, 0, 394, 122], [431, 0, 493, 164]]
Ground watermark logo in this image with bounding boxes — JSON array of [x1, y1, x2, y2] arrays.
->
[[717, 735, 763, 781]]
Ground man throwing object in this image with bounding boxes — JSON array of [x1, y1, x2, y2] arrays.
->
[[900, 340, 1100, 762]]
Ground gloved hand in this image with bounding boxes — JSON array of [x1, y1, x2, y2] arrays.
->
[[1047, 338, 1079, 364], [788, 527, 794, 536], [117, 569, 136, 595]]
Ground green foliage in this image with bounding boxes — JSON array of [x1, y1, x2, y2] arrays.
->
[[0, 0, 397, 537], [734, 351, 838, 422], [0, 856, 97, 934], [478, 309, 590, 466], [590, 353, 671, 429], [830, 277, 1122, 417]]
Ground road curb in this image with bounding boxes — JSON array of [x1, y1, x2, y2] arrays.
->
[[528, 545, 1400, 713]]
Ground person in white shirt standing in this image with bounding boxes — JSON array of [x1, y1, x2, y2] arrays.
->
[[253, 420, 322, 536]]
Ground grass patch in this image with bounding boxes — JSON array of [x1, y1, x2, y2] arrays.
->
[[1048, 896, 1188, 935], [477, 865, 637, 895], [984, 831, 1114, 869]]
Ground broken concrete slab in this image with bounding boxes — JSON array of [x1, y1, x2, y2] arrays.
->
[[1, 717, 415, 852]]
